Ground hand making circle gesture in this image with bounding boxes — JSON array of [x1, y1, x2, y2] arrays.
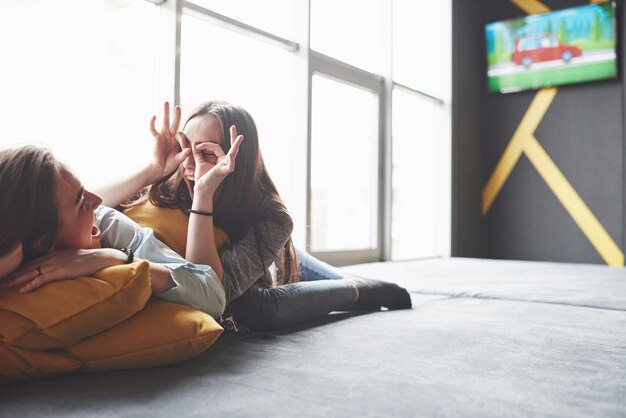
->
[[148, 102, 191, 181]]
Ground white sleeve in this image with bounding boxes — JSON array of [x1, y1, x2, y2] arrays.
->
[[95, 206, 226, 318], [157, 264, 226, 319]]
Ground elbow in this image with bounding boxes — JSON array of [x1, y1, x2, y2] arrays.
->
[[278, 211, 294, 237], [208, 295, 226, 319], [205, 281, 226, 319]]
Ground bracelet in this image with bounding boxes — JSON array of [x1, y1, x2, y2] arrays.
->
[[189, 209, 214, 217], [120, 248, 134, 264]]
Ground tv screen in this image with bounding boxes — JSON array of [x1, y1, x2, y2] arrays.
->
[[485, 2, 617, 93]]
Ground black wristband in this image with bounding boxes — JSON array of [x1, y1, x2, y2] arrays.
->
[[120, 248, 134, 264], [189, 209, 214, 217]]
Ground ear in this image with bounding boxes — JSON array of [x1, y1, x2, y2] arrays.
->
[[32, 235, 54, 253]]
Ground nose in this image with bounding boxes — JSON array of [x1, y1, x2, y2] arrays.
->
[[85, 190, 103, 210], [182, 151, 195, 171]]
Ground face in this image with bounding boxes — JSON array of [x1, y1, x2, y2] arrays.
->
[[179, 115, 225, 198], [54, 168, 103, 250]]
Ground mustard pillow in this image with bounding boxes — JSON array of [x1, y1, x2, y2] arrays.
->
[[0, 344, 81, 384], [124, 201, 230, 256], [64, 298, 223, 372], [0, 261, 151, 350], [0, 299, 222, 383]]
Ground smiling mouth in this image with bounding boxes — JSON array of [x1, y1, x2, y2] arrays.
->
[[185, 177, 195, 198], [92, 225, 101, 240]]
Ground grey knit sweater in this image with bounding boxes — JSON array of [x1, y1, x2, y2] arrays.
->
[[220, 196, 293, 304]]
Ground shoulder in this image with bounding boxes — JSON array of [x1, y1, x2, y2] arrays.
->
[[96, 206, 144, 249], [96, 206, 140, 231], [257, 195, 293, 233]]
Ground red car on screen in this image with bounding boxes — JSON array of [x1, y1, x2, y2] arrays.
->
[[512, 34, 582, 68]]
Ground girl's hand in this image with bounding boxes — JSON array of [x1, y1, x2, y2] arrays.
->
[[0, 248, 126, 293], [148, 102, 191, 182], [0, 242, 23, 281], [193, 125, 244, 196]]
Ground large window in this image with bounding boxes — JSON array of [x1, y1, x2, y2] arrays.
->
[[1, 0, 451, 263], [310, 75, 379, 253], [392, 89, 445, 260]]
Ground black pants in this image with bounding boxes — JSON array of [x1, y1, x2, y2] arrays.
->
[[225, 249, 358, 332]]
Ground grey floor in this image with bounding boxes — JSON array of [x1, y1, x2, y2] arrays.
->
[[2, 258, 625, 418]]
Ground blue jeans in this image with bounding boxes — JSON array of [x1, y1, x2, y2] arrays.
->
[[295, 247, 344, 281], [225, 248, 358, 332]]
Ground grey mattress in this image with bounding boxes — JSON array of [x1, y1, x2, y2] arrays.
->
[[1, 257, 625, 418]]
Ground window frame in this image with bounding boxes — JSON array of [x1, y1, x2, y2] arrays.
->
[[158, 0, 450, 265]]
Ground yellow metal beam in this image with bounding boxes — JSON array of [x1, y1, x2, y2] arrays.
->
[[482, 88, 557, 215], [510, 0, 550, 14], [524, 136, 624, 266]]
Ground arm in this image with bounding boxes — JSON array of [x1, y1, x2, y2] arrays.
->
[[186, 195, 222, 279], [1, 247, 181, 300], [184, 126, 244, 280], [0, 247, 130, 292], [96, 166, 161, 209], [96, 102, 190, 207]]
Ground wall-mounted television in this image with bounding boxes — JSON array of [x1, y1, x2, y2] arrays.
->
[[485, 2, 617, 94]]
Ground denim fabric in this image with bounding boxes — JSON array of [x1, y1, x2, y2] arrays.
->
[[296, 247, 344, 281], [226, 249, 357, 331]]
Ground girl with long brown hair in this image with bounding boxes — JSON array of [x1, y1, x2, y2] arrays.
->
[[0, 145, 227, 318], [101, 101, 412, 332]]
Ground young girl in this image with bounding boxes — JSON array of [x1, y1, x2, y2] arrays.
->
[[102, 101, 411, 332], [0, 145, 231, 319]]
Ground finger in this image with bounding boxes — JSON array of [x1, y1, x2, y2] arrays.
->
[[171, 105, 182, 135], [20, 269, 60, 293], [228, 135, 244, 161], [195, 142, 226, 157], [174, 148, 192, 165], [150, 116, 159, 137], [162, 102, 170, 133], [223, 136, 243, 172], [209, 159, 230, 176], [230, 125, 238, 145], [176, 132, 189, 148], [1, 267, 42, 289]]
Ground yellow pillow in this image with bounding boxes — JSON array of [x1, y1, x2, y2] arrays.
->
[[0, 344, 81, 383], [124, 201, 230, 256], [64, 298, 223, 372], [0, 299, 223, 383], [0, 261, 151, 350]]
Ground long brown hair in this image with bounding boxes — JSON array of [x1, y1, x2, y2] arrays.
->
[[141, 101, 298, 285], [0, 145, 62, 262]]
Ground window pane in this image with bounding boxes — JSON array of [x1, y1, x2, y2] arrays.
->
[[180, 14, 295, 207], [0, 0, 158, 188], [188, 0, 296, 40], [310, 75, 378, 251], [393, 0, 443, 97], [391, 89, 442, 260], [311, 0, 385, 73]]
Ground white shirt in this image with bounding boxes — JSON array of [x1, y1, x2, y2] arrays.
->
[[95, 206, 225, 319]]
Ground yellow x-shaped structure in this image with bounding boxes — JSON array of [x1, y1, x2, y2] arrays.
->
[[483, 0, 624, 266]]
